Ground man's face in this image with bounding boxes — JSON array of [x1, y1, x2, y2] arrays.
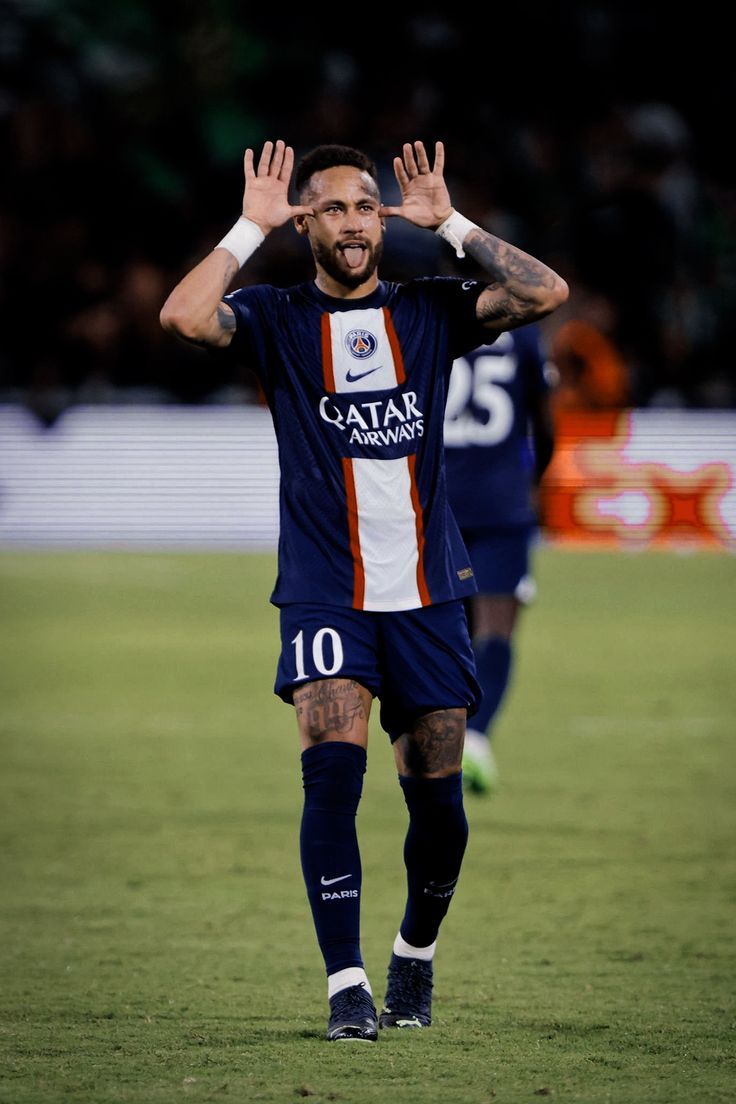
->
[[297, 166, 384, 289]]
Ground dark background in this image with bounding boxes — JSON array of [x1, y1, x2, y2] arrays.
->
[[3, 0, 735, 424]]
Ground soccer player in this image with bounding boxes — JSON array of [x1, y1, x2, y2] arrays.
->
[[444, 327, 555, 794], [160, 139, 568, 1041]]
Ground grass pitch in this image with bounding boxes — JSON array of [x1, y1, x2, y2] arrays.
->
[[0, 548, 734, 1103]]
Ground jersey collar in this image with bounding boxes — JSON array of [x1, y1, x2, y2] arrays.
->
[[303, 280, 390, 311]]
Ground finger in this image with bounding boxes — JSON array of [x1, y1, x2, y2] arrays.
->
[[271, 138, 286, 177], [279, 144, 294, 183], [403, 142, 419, 177], [244, 148, 255, 180], [257, 141, 274, 176], [414, 140, 430, 173], [433, 140, 445, 175], [393, 155, 410, 190]]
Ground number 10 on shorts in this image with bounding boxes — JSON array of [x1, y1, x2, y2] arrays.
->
[[292, 628, 345, 681]]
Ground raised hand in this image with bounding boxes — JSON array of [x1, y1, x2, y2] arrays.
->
[[379, 140, 453, 229], [243, 140, 313, 234]]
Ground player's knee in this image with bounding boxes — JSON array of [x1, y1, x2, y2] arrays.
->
[[400, 708, 465, 778]]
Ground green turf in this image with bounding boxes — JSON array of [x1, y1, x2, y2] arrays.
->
[[0, 548, 734, 1104]]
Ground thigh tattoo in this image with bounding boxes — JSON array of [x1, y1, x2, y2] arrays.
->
[[293, 679, 367, 741]]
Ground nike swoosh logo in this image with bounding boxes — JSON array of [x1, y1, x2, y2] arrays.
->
[[345, 365, 382, 383], [320, 874, 352, 886]]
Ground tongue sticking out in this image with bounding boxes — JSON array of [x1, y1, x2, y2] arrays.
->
[[343, 246, 365, 269]]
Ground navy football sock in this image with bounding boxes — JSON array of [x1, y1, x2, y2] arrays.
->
[[398, 772, 469, 950], [471, 635, 512, 737], [300, 742, 366, 976]]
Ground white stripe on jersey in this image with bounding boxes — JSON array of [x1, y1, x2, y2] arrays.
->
[[350, 456, 422, 611], [327, 309, 400, 393]]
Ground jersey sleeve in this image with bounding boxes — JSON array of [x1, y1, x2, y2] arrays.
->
[[414, 276, 492, 359], [215, 284, 277, 388]]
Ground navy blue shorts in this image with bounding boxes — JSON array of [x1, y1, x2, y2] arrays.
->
[[460, 526, 538, 602], [275, 600, 481, 742]]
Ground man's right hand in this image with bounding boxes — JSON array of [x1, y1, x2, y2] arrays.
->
[[160, 139, 312, 349], [243, 140, 314, 234]]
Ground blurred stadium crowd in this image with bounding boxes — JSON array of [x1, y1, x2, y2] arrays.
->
[[2, 1, 735, 425]]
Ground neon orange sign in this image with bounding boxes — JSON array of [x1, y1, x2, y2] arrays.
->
[[542, 412, 734, 548]]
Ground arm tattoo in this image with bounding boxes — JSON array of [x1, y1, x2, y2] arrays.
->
[[399, 708, 465, 775], [176, 302, 236, 349], [182, 261, 238, 346], [293, 680, 367, 741], [216, 304, 237, 332], [464, 228, 559, 325]]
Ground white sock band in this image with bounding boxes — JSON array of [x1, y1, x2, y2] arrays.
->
[[435, 209, 479, 259], [215, 216, 265, 269], [327, 966, 372, 1000], [393, 933, 437, 962]]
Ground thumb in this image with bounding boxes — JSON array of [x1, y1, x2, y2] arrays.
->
[[291, 205, 315, 217], [379, 205, 404, 218]]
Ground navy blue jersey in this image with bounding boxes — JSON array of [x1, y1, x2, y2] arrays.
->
[[223, 277, 489, 610], [443, 326, 548, 529]]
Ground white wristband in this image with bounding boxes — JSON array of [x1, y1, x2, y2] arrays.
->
[[435, 210, 479, 259], [215, 216, 265, 268]]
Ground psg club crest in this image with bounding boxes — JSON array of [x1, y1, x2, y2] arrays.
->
[[345, 329, 378, 359]]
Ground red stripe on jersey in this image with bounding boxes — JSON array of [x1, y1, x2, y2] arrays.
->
[[321, 313, 336, 391], [407, 453, 431, 606], [342, 457, 365, 609], [382, 308, 406, 384]]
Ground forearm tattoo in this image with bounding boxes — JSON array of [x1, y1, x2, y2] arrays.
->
[[400, 708, 466, 775], [293, 680, 367, 740], [465, 228, 559, 325]]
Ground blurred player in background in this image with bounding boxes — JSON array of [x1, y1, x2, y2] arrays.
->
[[160, 139, 567, 1042], [444, 327, 555, 794]]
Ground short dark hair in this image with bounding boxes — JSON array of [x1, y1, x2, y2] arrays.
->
[[295, 144, 378, 196]]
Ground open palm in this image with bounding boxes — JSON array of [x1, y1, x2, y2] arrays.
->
[[242, 140, 313, 234], [380, 141, 453, 229]]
